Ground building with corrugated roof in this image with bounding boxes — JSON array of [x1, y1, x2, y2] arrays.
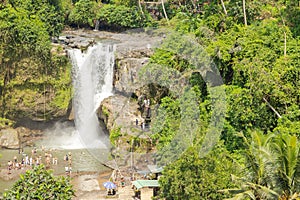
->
[[132, 180, 160, 200]]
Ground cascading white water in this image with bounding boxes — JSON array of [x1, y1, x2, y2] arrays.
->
[[94, 20, 100, 31], [69, 43, 115, 149], [39, 43, 114, 151]]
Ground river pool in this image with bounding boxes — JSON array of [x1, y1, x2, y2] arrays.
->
[[0, 147, 111, 195]]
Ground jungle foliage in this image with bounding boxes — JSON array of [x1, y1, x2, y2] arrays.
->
[[3, 165, 75, 199], [0, 0, 72, 121], [136, 0, 300, 199], [0, 0, 300, 199]]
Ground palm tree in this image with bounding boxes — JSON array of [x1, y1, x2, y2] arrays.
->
[[223, 132, 300, 200], [223, 131, 279, 199], [272, 134, 300, 199]]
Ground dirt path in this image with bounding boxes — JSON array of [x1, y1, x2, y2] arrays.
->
[[71, 170, 135, 200]]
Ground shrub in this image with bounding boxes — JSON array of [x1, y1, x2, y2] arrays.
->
[[96, 4, 152, 30], [68, 0, 99, 28], [3, 165, 75, 200], [110, 126, 122, 146]]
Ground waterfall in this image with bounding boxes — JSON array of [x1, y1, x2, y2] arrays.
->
[[69, 43, 115, 149]]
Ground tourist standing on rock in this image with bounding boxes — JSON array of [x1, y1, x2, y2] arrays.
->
[[31, 147, 37, 158], [53, 156, 58, 165], [35, 157, 39, 166], [13, 155, 17, 163], [15, 162, 20, 170], [67, 152, 72, 167], [29, 156, 33, 166], [69, 166, 72, 176], [21, 158, 25, 167], [65, 165, 72, 177], [7, 160, 12, 174], [25, 155, 29, 166], [51, 149, 58, 165], [65, 166, 69, 176], [64, 154, 68, 163], [141, 122, 145, 130], [49, 152, 53, 165], [45, 155, 51, 168], [147, 107, 151, 118], [38, 154, 42, 164], [121, 177, 125, 187]]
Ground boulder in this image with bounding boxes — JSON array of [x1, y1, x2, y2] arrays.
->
[[0, 127, 43, 149], [0, 128, 20, 149], [98, 94, 142, 135]]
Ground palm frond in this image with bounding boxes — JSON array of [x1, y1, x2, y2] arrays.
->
[[223, 190, 256, 200]]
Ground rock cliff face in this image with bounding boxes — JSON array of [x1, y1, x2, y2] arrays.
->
[[97, 31, 162, 136], [98, 94, 142, 135], [114, 50, 151, 96]]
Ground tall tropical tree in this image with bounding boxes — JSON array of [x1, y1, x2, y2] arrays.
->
[[223, 131, 300, 200], [272, 134, 300, 199]]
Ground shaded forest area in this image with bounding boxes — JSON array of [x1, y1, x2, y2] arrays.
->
[[1, 0, 300, 199]]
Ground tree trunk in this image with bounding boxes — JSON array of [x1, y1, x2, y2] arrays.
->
[[220, 0, 227, 15], [243, 0, 247, 26], [263, 97, 282, 118], [138, 0, 145, 16], [280, 17, 287, 57], [161, 0, 169, 23], [284, 31, 286, 57]]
